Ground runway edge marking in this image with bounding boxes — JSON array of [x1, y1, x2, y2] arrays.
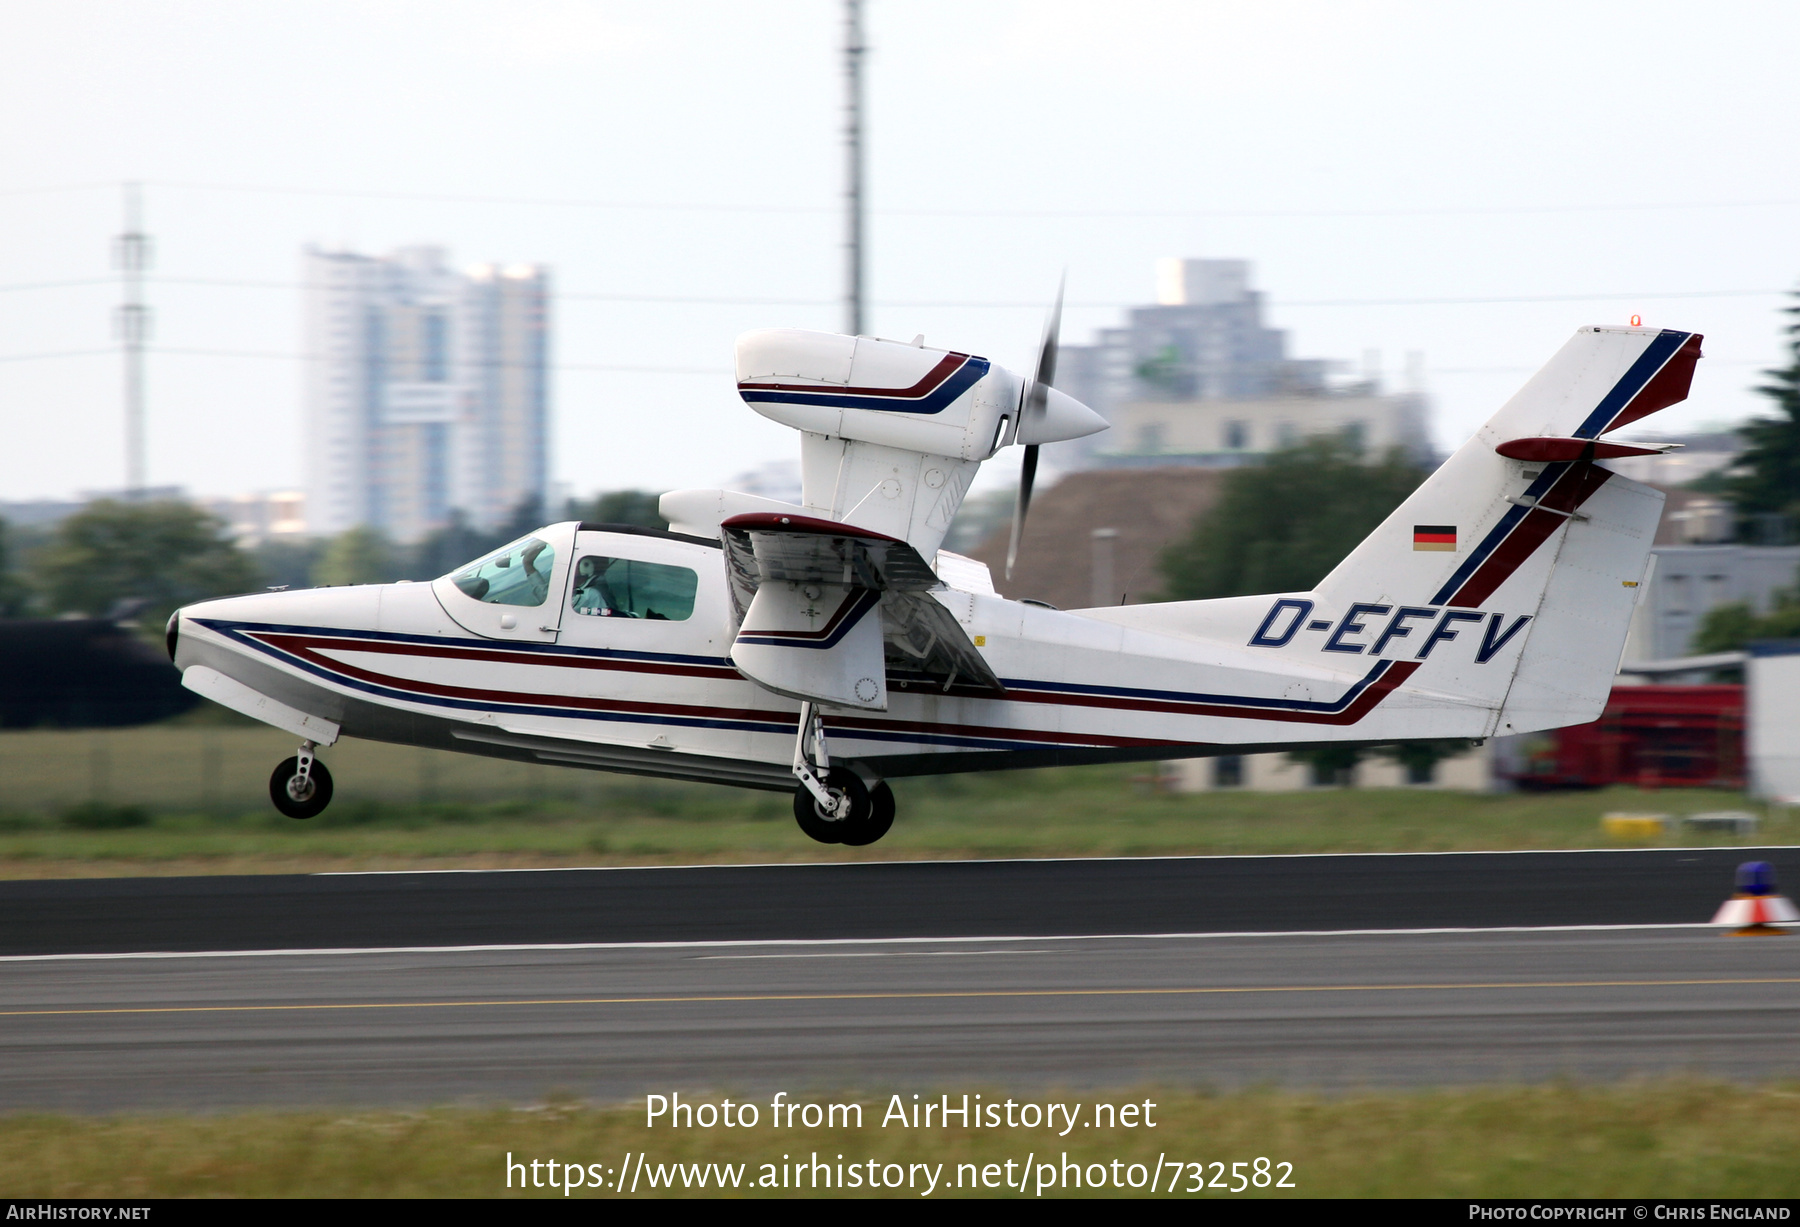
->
[[0, 922, 1725, 963], [309, 845, 1800, 876]]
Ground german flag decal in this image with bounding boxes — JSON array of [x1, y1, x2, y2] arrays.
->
[[1413, 525, 1456, 552]]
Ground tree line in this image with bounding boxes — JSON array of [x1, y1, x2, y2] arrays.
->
[[0, 490, 668, 632]]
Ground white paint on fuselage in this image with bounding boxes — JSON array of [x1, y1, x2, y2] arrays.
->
[[175, 529, 1496, 791]]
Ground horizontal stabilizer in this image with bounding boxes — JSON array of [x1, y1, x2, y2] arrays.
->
[[1494, 437, 1676, 462]]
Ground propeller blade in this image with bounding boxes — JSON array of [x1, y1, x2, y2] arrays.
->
[[1034, 274, 1064, 393], [1005, 443, 1039, 581], [1019, 273, 1066, 435], [1007, 278, 1062, 580]]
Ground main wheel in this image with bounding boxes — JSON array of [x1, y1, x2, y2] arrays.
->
[[270, 756, 334, 820], [792, 767, 869, 844], [839, 780, 895, 846]]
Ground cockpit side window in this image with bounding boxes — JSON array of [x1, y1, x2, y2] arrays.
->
[[570, 555, 697, 621], [450, 537, 556, 607]]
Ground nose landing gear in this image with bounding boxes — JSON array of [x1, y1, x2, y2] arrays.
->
[[790, 704, 894, 846], [270, 741, 334, 820]]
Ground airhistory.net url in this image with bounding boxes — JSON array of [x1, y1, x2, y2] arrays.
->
[[506, 1151, 1296, 1196]]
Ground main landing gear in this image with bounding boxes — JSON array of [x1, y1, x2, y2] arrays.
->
[[791, 703, 893, 846], [270, 740, 334, 820]]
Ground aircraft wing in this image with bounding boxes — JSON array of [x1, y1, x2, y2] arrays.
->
[[720, 513, 1003, 706]]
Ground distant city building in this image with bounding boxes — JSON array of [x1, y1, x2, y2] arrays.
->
[[1055, 258, 1432, 468], [1623, 544, 1800, 663], [194, 491, 307, 547], [723, 459, 802, 505], [304, 246, 549, 543], [1602, 430, 1743, 488]]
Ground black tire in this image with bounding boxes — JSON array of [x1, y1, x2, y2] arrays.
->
[[792, 767, 868, 844], [270, 756, 334, 820], [840, 779, 895, 846]]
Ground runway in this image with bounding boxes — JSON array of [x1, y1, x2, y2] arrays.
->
[[0, 845, 1789, 955], [0, 850, 1795, 1112]]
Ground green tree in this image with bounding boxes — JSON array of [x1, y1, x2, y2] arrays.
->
[[252, 536, 326, 591], [37, 500, 261, 625], [412, 510, 500, 581], [1692, 591, 1800, 654], [1285, 744, 1365, 787], [0, 517, 32, 617], [1373, 738, 1478, 784], [1725, 289, 1800, 521], [1157, 436, 1427, 600], [311, 526, 396, 587], [577, 490, 667, 530]]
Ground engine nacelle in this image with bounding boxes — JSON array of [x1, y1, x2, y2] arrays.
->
[[728, 329, 1106, 559], [735, 329, 1105, 460]]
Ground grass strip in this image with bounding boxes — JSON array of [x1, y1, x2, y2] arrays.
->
[[4, 1081, 1798, 1198]]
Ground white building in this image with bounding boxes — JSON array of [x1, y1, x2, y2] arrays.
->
[[1748, 644, 1800, 801], [1164, 745, 1492, 793], [1101, 389, 1429, 468], [304, 246, 549, 543]]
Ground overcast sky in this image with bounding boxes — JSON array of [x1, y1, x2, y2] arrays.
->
[[2, 0, 1798, 504]]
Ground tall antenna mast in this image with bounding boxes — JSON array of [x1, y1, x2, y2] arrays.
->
[[114, 181, 152, 498], [843, 0, 865, 337]]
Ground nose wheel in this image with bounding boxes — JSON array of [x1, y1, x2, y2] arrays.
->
[[270, 742, 334, 820]]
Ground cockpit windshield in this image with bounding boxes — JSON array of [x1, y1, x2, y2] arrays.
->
[[449, 536, 555, 607]]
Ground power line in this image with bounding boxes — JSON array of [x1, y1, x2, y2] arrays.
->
[[146, 179, 828, 216], [0, 182, 120, 200], [0, 274, 1787, 309], [120, 181, 1800, 220], [0, 343, 1774, 375], [0, 277, 117, 294], [5, 178, 1800, 221], [0, 347, 117, 364], [145, 346, 731, 375]]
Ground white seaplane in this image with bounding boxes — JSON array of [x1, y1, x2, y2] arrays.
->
[[169, 300, 1701, 845]]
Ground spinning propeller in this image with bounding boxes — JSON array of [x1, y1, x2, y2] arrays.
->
[[1006, 278, 1064, 581]]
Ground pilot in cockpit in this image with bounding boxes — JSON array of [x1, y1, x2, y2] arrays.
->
[[571, 556, 623, 617]]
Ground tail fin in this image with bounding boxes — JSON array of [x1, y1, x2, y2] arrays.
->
[[1310, 324, 1699, 731]]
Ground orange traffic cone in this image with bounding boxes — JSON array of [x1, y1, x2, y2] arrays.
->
[[1713, 861, 1799, 936]]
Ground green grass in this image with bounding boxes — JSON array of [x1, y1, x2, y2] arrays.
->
[[5, 1081, 1797, 1197], [0, 724, 1786, 877]]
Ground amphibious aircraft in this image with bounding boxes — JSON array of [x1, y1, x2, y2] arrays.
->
[[169, 303, 1701, 845]]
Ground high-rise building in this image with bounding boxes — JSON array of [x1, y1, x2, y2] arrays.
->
[[303, 246, 549, 543], [1054, 258, 1432, 469]]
